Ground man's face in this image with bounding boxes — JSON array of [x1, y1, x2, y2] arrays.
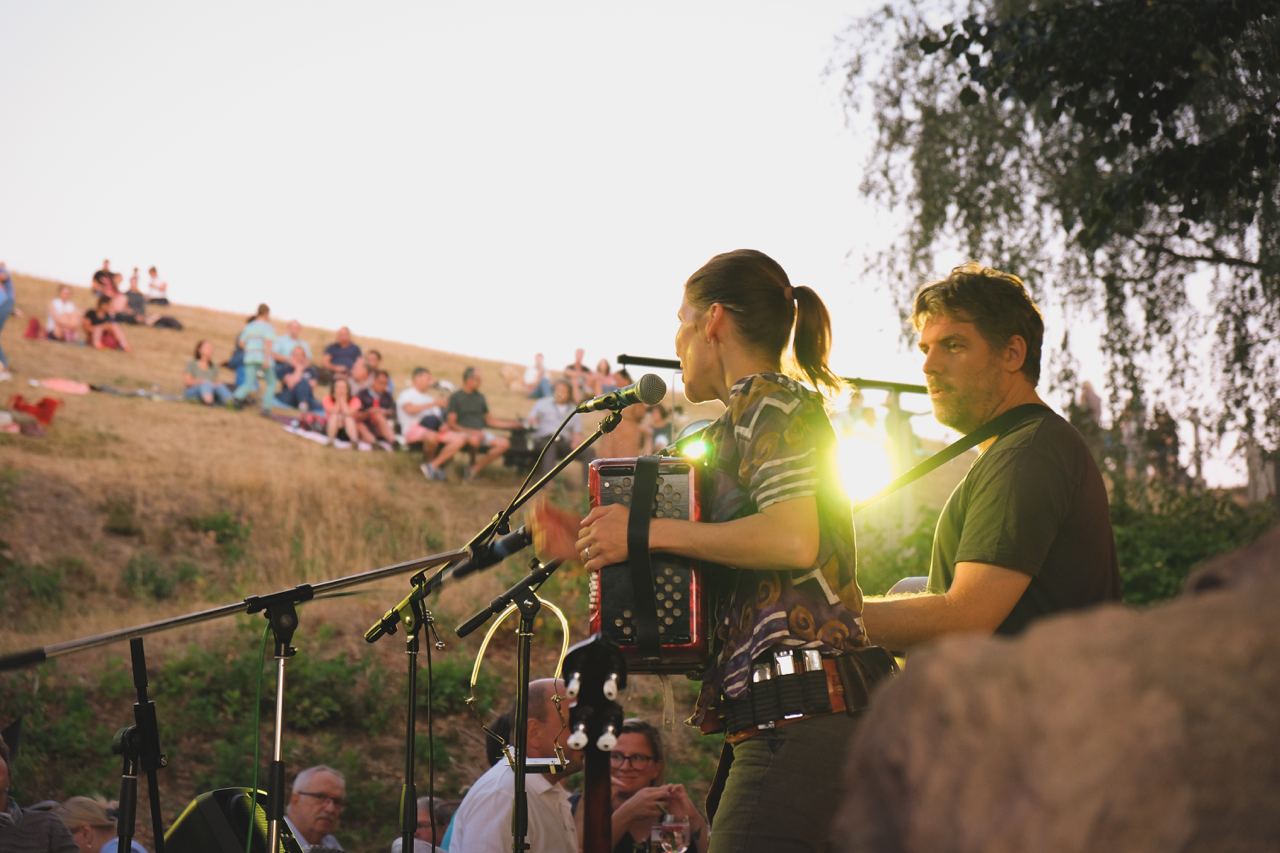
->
[[288, 321, 302, 337], [918, 312, 1006, 434], [352, 360, 369, 381], [366, 352, 381, 368], [291, 346, 308, 365], [465, 372, 481, 392], [416, 807, 436, 843], [337, 327, 351, 345], [413, 372, 432, 392], [553, 382, 570, 404], [372, 374, 388, 394], [287, 771, 345, 843], [574, 348, 584, 364]]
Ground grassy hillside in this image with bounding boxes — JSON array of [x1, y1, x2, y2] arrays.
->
[[0, 272, 960, 849]]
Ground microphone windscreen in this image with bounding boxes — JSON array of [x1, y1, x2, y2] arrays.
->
[[636, 373, 667, 406]]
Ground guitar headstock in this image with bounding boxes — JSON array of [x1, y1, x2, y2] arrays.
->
[[563, 633, 628, 753]]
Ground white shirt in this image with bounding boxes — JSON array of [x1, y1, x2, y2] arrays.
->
[[48, 297, 77, 330], [396, 387, 443, 430], [284, 815, 343, 851], [526, 397, 581, 439], [448, 761, 577, 853]]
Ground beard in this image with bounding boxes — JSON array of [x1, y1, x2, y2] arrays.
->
[[928, 374, 1002, 434]]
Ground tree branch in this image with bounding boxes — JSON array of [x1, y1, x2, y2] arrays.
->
[[1134, 239, 1263, 271]]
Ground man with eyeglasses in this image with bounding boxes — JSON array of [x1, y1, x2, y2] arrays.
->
[[448, 678, 580, 853], [285, 765, 346, 852]]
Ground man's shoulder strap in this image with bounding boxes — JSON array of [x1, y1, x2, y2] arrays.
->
[[853, 404, 1050, 513]]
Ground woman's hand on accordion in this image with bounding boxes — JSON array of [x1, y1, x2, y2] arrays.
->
[[576, 504, 630, 572]]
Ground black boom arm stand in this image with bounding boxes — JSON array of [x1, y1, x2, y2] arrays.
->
[[114, 637, 168, 853], [244, 586, 312, 853], [457, 558, 564, 853], [393, 585, 444, 853]]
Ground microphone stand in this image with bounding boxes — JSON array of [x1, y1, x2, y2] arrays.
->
[[114, 638, 167, 853]]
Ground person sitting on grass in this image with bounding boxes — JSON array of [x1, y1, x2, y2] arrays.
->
[[272, 320, 311, 381], [47, 285, 81, 342], [145, 266, 169, 305], [598, 719, 708, 853], [364, 348, 394, 394], [441, 366, 521, 480], [525, 378, 585, 479], [120, 277, 157, 327], [398, 367, 467, 481], [322, 376, 364, 449], [277, 345, 320, 412], [233, 303, 278, 412], [349, 357, 373, 397], [322, 326, 362, 378], [82, 295, 131, 352], [355, 368, 398, 451], [183, 340, 232, 406]]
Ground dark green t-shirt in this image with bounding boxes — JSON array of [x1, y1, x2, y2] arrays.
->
[[447, 389, 489, 430], [926, 408, 1120, 633]]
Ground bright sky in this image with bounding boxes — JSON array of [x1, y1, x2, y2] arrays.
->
[[0, 0, 1244, 484]]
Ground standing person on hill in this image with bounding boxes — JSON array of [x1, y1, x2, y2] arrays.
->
[[0, 262, 25, 379], [183, 340, 232, 406], [443, 366, 521, 480], [535, 249, 890, 852], [322, 326, 362, 378], [233, 303, 278, 412], [0, 735, 78, 852]]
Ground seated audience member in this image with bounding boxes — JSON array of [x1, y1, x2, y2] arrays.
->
[[107, 273, 128, 317], [600, 719, 707, 853], [83, 296, 131, 352], [644, 404, 673, 453], [525, 379, 585, 478], [388, 795, 458, 853], [0, 734, 78, 852], [349, 358, 373, 397], [120, 278, 156, 326], [590, 359, 617, 397], [284, 765, 346, 851], [323, 326, 362, 378], [446, 679, 578, 853], [563, 348, 590, 403], [145, 266, 168, 305], [523, 352, 553, 399], [233, 303, 278, 412], [278, 345, 320, 412], [398, 367, 466, 481], [90, 269, 112, 300], [364, 349, 395, 394], [183, 340, 232, 406], [442, 367, 521, 480], [595, 402, 647, 459], [54, 796, 146, 853], [356, 369, 398, 450], [272, 320, 312, 379], [323, 377, 363, 449], [47, 285, 81, 342]]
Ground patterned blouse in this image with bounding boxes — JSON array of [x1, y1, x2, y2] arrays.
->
[[689, 373, 867, 725]]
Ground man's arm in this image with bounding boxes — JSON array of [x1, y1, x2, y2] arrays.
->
[[861, 562, 1031, 651]]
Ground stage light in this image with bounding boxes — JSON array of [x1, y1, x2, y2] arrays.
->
[[836, 431, 895, 502]]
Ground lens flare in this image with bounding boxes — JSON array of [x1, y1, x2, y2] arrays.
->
[[836, 431, 895, 502]]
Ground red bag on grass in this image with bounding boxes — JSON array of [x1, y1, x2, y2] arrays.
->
[[8, 395, 62, 426]]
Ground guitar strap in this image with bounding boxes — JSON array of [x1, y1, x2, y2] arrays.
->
[[626, 455, 663, 663], [851, 403, 1050, 513]]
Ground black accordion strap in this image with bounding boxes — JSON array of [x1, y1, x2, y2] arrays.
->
[[627, 456, 663, 662]]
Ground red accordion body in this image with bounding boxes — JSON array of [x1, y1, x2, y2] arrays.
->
[[587, 457, 709, 674]]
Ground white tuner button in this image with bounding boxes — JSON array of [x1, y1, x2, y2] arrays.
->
[[566, 723, 589, 751], [566, 673, 582, 698], [603, 673, 619, 701]]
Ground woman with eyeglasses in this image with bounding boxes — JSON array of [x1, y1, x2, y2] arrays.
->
[[600, 719, 706, 853]]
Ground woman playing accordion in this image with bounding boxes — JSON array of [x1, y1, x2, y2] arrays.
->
[[537, 249, 882, 852]]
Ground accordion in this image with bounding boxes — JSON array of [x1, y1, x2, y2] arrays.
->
[[587, 456, 709, 674]]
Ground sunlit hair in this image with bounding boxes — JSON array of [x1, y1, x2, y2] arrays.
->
[[684, 249, 840, 392], [55, 796, 115, 832], [912, 261, 1045, 385], [619, 718, 664, 764], [291, 765, 345, 794]]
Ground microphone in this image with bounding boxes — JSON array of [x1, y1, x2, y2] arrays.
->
[[364, 527, 532, 643], [575, 373, 667, 413], [420, 526, 532, 596]]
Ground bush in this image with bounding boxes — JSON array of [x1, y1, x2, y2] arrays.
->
[[1113, 487, 1277, 605], [122, 553, 201, 601], [187, 511, 251, 565]]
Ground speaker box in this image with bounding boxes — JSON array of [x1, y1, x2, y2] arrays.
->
[[165, 787, 304, 853]]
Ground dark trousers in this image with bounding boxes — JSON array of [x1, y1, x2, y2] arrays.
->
[[707, 713, 861, 853]]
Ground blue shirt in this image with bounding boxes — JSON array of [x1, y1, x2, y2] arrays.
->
[[238, 319, 277, 365], [100, 840, 148, 853]]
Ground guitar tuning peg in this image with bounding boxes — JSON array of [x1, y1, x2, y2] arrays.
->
[[566, 673, 582, 698], [566, 721, 589, 751], [603, 672, 620, 701], [596, 722, 617, 752]]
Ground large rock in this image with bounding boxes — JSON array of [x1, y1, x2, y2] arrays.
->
[[832, 526, 1280, 852]]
